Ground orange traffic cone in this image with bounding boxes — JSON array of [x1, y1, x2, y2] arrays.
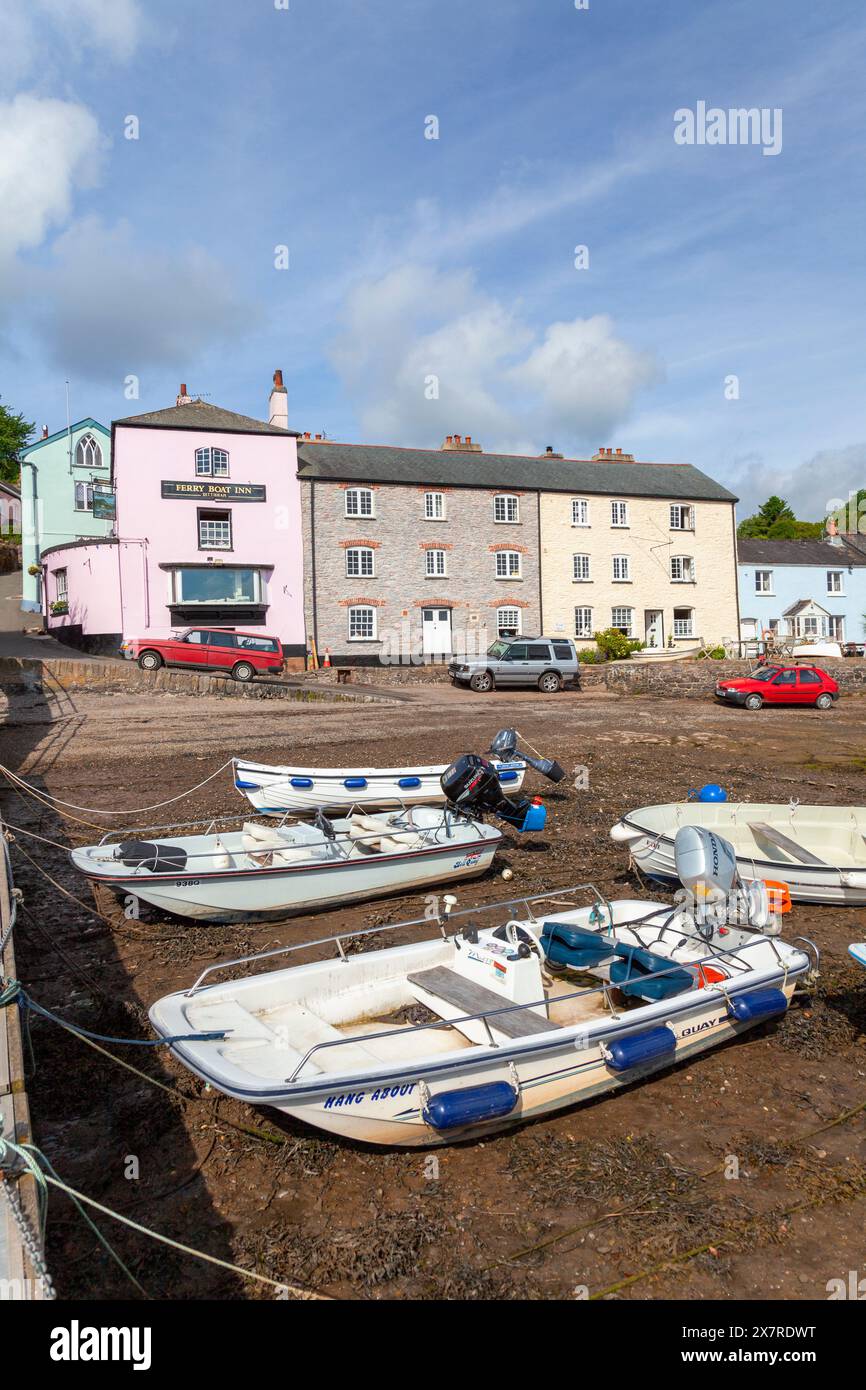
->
[[323, 647, 331, 668]]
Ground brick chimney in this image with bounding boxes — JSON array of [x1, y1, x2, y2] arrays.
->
[[592, 446, 634, 462], [440, 433, 482, 452], [176, 383, 193, 406], [268, 368, 288, 430], [539, 444, 563, 459]]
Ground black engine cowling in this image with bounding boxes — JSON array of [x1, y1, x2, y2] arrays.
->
[[440, 754, 547, 832]]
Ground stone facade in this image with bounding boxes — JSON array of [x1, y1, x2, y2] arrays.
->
[[540, 491, 740, 649], [302, 479, 542, 665]]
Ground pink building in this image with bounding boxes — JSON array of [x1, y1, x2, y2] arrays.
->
[[42, 373, 306, 665]]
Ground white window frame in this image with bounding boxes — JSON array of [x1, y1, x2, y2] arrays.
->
[[572, 553, 591, 582], [497, 607, 521, 637], [346, 546, 375, 579], [673, 607, 694, 638], [425, 548, 447, 578], [348, 605, 376, 641], [754, 570, 773, 594], [75, 433, 103, 470], [574, 606, 593, 639], [198, 511, 232, 550], [495, 550, 521, 579], [611, 606, 634, 637], [669, 503, 694, 531], [670, 554, 695, 583], [612, 554, 631, 582], [54, 568, 68, 601], [345, 488, 374, 519], [194, 447, 229, 478], [610, 500, 629, 528], [74, 481, 93, 512], [424, 491, 446, 520], [571, 498, 590, 527], [493, 494, 519, 524], [802, 615, 819, 637], [827, 570, 844, 594]]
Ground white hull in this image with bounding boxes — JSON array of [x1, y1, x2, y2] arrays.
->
[[611, 801, 866, 905], [630, 646, 701, 663], [71, 808, 502, 923], [234, 757, 526, 814], [790, 641, 842, 661], [149, 895, 810, 1146]]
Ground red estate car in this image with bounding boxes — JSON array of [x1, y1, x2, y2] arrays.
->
[[714, 664, 839, 711], [121, 628, 284, 682]]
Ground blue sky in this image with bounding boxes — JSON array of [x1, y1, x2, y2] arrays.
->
[[1, 0, 865, 516]]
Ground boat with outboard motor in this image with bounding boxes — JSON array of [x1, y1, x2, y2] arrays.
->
[[70, 749, 549, 923], [611, 800, 866, 905], [850, 943, 866, 968], [233, 728, 564, 815], [148, 826, 816, 1144]]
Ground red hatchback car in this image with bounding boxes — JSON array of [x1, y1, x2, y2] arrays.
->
[[714, 664, 839, 711], [121, 628, 284, 682]]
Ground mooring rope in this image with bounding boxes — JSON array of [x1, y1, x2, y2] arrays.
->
[[0, 759, 235, 818], [0, 977, 228, 1047]]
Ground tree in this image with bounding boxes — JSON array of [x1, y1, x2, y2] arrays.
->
[[737, 495, 822, 540], [0, 399, 35, 484]]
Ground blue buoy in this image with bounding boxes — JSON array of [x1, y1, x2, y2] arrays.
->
[[290, 777, 314, 789], [696, 783, 727, 802], [497, 770, 520, 784], [343, 777, 368, 789], [398, 776, 422, 789], [727, 987, 787, 1025], [603, 1025, 676, 1072], [423, 1081, 519, 1131]]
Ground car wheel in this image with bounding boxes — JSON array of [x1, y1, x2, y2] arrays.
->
[[538, 672, 562, 693], [137, 650, 163, 671], [469, 671, 494, 693], [744, 693, 763, 710], [232, 661, 256, 683], [815, 693, 833, 710]]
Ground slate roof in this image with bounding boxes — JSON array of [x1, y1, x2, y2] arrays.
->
[[114, 401, 296, 436], [737, 538, 866, 566], [296, 441, 738, 502]]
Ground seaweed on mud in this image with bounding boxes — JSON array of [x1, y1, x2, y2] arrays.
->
[[775, 968, 866, 1059], [436, 1262, 531, 1301], [243, 1207, 449, 1290]]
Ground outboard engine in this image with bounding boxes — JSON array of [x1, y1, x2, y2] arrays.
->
[[487, 728, 565, 784], [440, 754, 547, 833], [674, 825, 777, 935]]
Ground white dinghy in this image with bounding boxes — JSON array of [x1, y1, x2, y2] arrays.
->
[[611, 800, 866, 905], [71, 806, 503, 923], [233, 728, 563, 816], [149, 828, 815, 1146]]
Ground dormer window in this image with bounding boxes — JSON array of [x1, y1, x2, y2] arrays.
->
[[75, 433, 103, 470], [195, 447, 229, 477]]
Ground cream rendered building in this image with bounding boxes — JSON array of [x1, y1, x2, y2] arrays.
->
[[539, 449, 740, 650]]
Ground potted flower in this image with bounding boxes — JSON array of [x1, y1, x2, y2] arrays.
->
[[49, 600, 68, 615]]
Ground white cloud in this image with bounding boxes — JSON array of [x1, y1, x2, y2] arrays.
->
[[0, 0, 143, 89], [32, 217, 260, 379], [330, 265, 660, 450], [0, 95, 104, 261], [756, 443, 866, 521]]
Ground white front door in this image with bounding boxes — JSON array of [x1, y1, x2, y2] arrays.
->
[[422, 607, 452, 658], [644, 610, 664, 649]]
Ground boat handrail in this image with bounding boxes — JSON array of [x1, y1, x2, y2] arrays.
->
[[284, 944, 803, 1083], [184, 882, 612, 994]]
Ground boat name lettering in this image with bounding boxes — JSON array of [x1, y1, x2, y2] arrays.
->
[[323, 1083, 416, 1109], [681, 1015, 724, 1038], [452, 854, 481, 869], [174, 880, 200, 887]]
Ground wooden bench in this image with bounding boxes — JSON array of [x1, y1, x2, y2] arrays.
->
[[407, 965, 559, 1039]]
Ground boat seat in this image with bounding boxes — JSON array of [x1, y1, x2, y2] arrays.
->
[[609, 944, 695, 1001], [747, 822, 826, 866], [252, 1002, 381, 1076], [407, 966, 559, 1039], [541, 921, 616, 971]]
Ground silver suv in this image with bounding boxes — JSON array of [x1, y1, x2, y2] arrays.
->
[[449, 637, 581, 693]]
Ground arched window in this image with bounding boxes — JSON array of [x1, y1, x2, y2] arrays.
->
[[195, 447, 230, 477], [75, 433, 103, 469]]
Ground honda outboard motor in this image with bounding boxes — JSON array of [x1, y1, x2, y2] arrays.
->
[[440, 754, 547, 833], [116, 840, 188, 874], [487, 728, 565, 785]]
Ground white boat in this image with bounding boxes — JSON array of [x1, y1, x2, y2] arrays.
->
[[611, 800, 866, 905], [232, 728, 564, 816], [148, 829, 814, 1146], [70, 806, 503, 923], [233, 756, 527, 815], [849, 944, 866, 968], [790, 639, 843, 661], [630, 646, 702, 663]]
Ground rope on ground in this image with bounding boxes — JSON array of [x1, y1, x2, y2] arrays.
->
[[1, 977, 229, 1047], [0, 1129, 329, 1300], [5, 834, 158, 941], [0, 760, 235, 818]]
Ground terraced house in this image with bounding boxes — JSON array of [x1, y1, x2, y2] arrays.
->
[[298, 437, 740, 664]]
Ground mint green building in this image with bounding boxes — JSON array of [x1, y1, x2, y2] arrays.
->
[[19, 419, 113, 613]]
